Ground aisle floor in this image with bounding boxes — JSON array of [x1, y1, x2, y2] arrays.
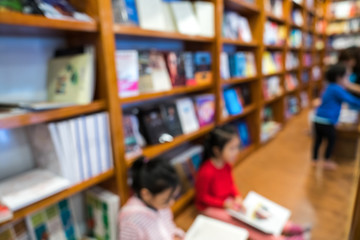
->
[[175, 110, 359, 240]]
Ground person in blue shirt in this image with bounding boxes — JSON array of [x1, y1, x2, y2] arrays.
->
[[313, 64, 360, 170]]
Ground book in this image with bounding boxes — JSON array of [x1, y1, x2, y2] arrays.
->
[[285, 74, 298, 91], [112, 0, 139, 25], [194, 52, 212, 85], [224, 88, 243, 115], [26, 198, 81, 240], [0, 221, 30, 240], [135, 0, 166, 31], [160, 103, 183, 137], [169, 1, 200, 36], [262, 51, 278, 74], [139, 107, 173, 145], [229, 52, 246, 77], [176, 98, 200, 134], [123, 114, 143, 159], [115, 50, 139, 97], [194, 94, 215, 127], [238, 16, 252, 42], [292, 9, 303, 26], [300, 91, 309, 108], [286, 52, 299, 70], [245, 52, 257, 77], [179, 52, 196, 86], [223, 12, 239, 40], [0, 169, 70, 211], [264, 21, 286, 46], [164, 52, 184, 87], [227, 191, 291, 236], [47, 49, 95, 105], [236, 121, 251, 148], [185, 215, 249, 240], [0, 204, 12, 224], [220, 52, 230, 80], [86, 187, 120, 240], [162, 2, 177, 32], [239, 84, 252, 106], [263, 76, 282, 100], [289, 29, 302, 48], [193, 1, 215, 37], [312, 66, 321, 81], [286, 95, 299, 118], [265, 0, 283, 17]]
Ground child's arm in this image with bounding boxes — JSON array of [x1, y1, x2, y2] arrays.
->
[[119, 221, 143, 240], [336, 86, 360, 108], [196, 171, 226, 208], [345, 81, 360, 94]]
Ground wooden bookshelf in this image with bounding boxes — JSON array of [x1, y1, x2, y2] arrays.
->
[[0, 169, 114, 227], [222, 76, 259, 85], [264, 93, 285, 105], [0, 11, 98, 32], [286, 67, 300, 72], [125, 124, 215, 167], [113, 25, 215, 42], [222, 38, 259, 47], [120, 85, 212, 104], [0, 100, 106, 129], [224, 0, 260, 14], [220, 104, 257, 125], [265, 45, 285, 50], [172, 188, 195, 216], [266, 13, 287, 24], [263, 71, 285, 77]]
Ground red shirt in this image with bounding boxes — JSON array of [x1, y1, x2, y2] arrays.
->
[[195, 160, 241, 211]]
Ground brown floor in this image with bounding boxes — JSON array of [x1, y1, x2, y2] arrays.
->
[[175, 110, 359, 240]]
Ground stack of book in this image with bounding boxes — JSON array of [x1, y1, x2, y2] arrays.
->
[[329, 35, 360, 50], [289, 29, 302, 48], [326, 18, 360, 35], [263, 76, 283, 100], [285, 73, 299, 91], [265, 0, 283, 18], [0, 220, 30, 239], [292, 9, 303, 26], [304, 32, 313, 48], [261, 107, 281, 143], [123, 94, 215, 158], [0, 112, 113, 212], [221, 52, 257, 80], [303, 53, 312, 67], [262, 51, 283, 75], [312, 66, 321, 81], [223, 12, 252, 42], [328, 1, 359, 19], [223, 84, 252, 115], [264, 21, 287, 46], [285, 95, 299, 119], [112, 0, 214, 37], [115, 50, 212, 97], [286, 52, 299, 70]]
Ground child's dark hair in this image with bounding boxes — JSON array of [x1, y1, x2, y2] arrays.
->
[[130, 156, 179, 196], [325, 64, 347, 83], [203, 125, 238, 163], [338, 49, 354, 63]]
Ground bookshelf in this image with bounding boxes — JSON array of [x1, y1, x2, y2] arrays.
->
[[0, 0, 327, 227]]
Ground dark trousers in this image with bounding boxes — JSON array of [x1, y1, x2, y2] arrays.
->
[[312, 122, 336, 161]]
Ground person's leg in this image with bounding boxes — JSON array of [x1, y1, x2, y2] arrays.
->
[[312, 122, 323, 162], [323, 124, 337, 170]]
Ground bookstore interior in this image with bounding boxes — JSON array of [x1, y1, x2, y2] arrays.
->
[[1, 0, 360, 239]]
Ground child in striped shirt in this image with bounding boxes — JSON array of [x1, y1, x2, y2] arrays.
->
[[118, 157, 184, 240]]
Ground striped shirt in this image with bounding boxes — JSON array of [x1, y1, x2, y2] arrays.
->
[[118, 196, 185, 240]]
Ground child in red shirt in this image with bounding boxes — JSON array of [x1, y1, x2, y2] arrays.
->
[[195, 126, 310, 240]]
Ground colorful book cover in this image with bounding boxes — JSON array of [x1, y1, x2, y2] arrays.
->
[[194, 52, 212, 85], [160, 103, 183, 137], [194, 94, 215, 127], [245, 52, 256, 77], [220, 52, 230, 80], [164, 52, 185, 86], [223, 88, 243, 115], [236, 121, 251, 147], [176, 98, 200, 134], [179, 52, 196, 86], [124, 0, 139, 25], [115, 50, 139, 97], [148, 51, 172, 91], [234, 52, 246, 77], [123, 115, 142, 159]]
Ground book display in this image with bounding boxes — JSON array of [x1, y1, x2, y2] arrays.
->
[[0, 0, 326, 228]]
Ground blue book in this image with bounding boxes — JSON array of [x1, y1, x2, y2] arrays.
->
[[234, 52, 246, 77], [237, 121, 251, 147], [229, 54, 236, 77], [223, 89, 243, 115], [125, 0, 139, 25]]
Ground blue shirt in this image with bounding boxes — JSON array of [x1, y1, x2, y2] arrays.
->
[[316, 83, 360, 124]]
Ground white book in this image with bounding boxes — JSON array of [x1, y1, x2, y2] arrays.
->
[[162, 2, 177, 32], [93, 113, 107, 173], [0, 169, 70, 211], [84, 115, 102, 178], [176, 98, 200, 134], [149, 52, 172, 92], [238, 16, 252, 42], [115, 50, 139, 98], [170, 1, 200, 36], [193, 1, 214, 37], [102, 113, 114, 170], [185, 215, 249, 240], [135, 0, 166, 31], [76, 117, 92, 180], [227, 191, 291, 236], [220, 52, 230, 80], [69, 119, 84, 182]]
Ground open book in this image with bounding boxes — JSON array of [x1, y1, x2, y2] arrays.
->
[[185, 215, 249, 240], [227, 191, 291, 236]]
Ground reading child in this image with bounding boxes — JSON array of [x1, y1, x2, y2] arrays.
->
[[195, 126, 309, 240], [313, 64, 360, 170], [118, 157, 185, 240]]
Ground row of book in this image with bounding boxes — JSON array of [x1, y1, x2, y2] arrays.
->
[[292, 9, 303, 26], [265, 0, 283, 18], [112, 0, 214, 37], [0, 112, 113, 212], [303, 53, 312, 67], [328, 1, 360, 19], [285, 74, 299, 92], [263, 76, 283, 100], [289, 29, 302, 48], [261, 107, 281, 143], [223, 84, 252, 115], [262, 52, 283, 75], [123, 94, 215, 158], [0, 45, 95, 111], [285, 95, 299, 119], [286, 52, 299, 70], [0, 0, 92, 22], [220, 52, 257, 80], [115, 50, 212, 97], [264, 21, 286, 46], [0, 187, 119, 240], [223, 12, 252, 42], [326, 18, 360, 36], [328, 35, 360, 50]]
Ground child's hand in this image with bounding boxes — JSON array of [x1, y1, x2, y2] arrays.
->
[[224, 198, 236, 209], [234, 196, 246, 213], [174, 236, 184, 240]]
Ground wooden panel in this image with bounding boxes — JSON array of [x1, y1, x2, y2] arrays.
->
[[224, 0, 260, 14], [0, 101, 106, 129], [222, 76, 259, 86], [220, 104, 257, 125], [266, 13, 286, 24], [222, 38, 259, 47], [172, 188, 195, 217]]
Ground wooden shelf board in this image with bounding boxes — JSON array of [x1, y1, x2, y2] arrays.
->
[[113, 25, 214, 42], [288, 46, 302, 51], [286, 87, 299, 94], [290, 23, 303, 29], [0, 11, 97, 32], [263, 71, 285, 77], [286, 67, 300, 72], [222, 38, 258, 47], [172, 188, 195, 216], [224, 0, 260, 14], [1, 170, 114, 227], [266, 13, 286, 24], [292, 1, 304, 8], [126, 124, 215, 167], [120, 84, 212, 104], [264, 93, 284, 105], [265, 45, 285, 50], [222, 75, 259, 85], [328, 16, 360, 22], [220, 104, 257, 125], [0, 100, 106, 130]]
